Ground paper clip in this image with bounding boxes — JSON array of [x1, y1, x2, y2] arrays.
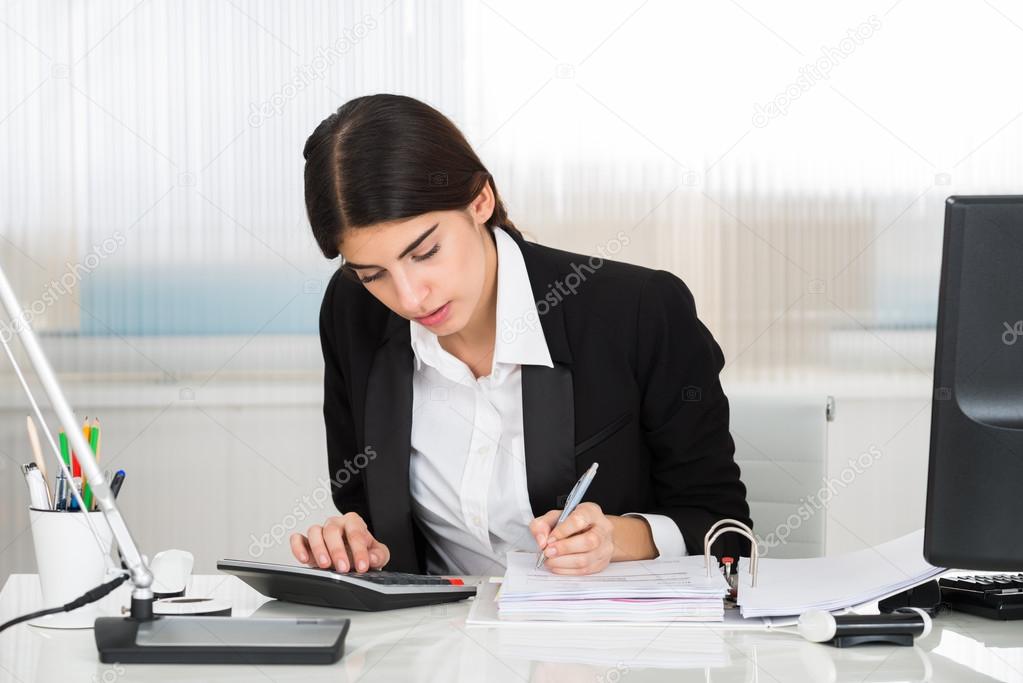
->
[[704, 518, 760, 588]]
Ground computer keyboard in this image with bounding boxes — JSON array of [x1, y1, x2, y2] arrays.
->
[[939, 573, 1023, 620], [218, 559, 478, 612]]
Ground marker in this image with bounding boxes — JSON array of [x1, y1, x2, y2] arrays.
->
[[798, 607, 932, 645], [21, 463, 51, 509], [110, 470, 126, 499]]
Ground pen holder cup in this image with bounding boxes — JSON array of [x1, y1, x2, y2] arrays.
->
[[28, 507, 116, 629]]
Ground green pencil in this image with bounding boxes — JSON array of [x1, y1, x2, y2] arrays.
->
[[85, 419, 100, 510]]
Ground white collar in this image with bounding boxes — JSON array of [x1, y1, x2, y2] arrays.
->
[[410, 226, 553, 379]]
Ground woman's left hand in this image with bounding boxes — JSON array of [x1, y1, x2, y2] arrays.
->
[[529, 502, 615, 575]]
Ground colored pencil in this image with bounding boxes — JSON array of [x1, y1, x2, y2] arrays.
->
[[81, 418, 92, 511], [87, 418, 101, 510]]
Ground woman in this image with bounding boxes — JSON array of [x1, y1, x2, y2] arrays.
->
[[291, 94, 752, 577]]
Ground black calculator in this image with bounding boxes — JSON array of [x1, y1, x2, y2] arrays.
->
[[217, 559, 478, 611]]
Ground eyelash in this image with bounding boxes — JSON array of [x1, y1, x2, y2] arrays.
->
[[358, 243, 440, 284]]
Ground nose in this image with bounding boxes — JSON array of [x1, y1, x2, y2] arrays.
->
[[391, 268, 429, 315]]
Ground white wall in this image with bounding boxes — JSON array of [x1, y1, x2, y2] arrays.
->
[[824, 376, 933, 556], [0, 376, 328, 584]]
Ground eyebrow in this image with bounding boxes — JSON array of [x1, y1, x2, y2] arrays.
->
[[344, 223, 439, 270]]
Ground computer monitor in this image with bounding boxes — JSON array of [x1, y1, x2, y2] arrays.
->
[[924, 195, 1023, 570]]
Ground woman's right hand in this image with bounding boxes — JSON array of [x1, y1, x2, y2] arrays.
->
[[290, 512, 390, 573]]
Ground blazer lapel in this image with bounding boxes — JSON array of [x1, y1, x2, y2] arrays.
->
[[364, 316, 417, 570], [521, 362, 576, 515], [513, 231, 579, 516]]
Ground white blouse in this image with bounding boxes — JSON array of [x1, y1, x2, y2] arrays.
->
[[408, 227, 686, 576]]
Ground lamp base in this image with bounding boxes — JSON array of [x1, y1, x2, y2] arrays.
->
[[95, 615, 349, 664]]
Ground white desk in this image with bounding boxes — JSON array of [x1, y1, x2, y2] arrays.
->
[[2, 573, 1022, 682]]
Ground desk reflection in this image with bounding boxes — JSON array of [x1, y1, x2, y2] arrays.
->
[[3, 574, 1023, 683]]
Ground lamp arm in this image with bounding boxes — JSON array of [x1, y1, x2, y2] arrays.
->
[[0, 264, 153, 603]]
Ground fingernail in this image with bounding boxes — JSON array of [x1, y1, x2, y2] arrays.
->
[[370, 552, 379, 565], [338, 559, 348, 572], [299, 553, 307, 563], [537, 534, 546, 547], [358, 561, 367, 572], [319, 554, 329, 566], [545, 546, 557, 557]]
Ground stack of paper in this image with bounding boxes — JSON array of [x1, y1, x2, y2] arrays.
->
[[498, 552, 731, 622], [736, 529, 945, 618]]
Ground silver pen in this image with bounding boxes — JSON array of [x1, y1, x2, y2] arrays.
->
[[535, 462, 599, 569]]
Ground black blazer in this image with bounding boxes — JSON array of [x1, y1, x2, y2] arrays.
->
[[319, 229, 753, 572]]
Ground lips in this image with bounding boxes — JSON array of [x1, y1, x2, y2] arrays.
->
[[415, 301, 451, 327]]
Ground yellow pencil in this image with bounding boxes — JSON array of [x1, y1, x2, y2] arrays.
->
[[89, 418, 101, 510]]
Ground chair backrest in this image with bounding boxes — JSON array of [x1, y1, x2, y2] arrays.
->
[[724, 385, 832, 559]]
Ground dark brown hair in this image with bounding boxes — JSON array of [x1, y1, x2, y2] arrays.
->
[[303, 94, 521, 260]]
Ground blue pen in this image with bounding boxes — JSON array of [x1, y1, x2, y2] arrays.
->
[[110, 470, 126, 499], [536, 462, 600, 569]]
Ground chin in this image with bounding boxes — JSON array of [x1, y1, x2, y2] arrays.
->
[[433, 308, 468, 337], [432, 318, 464, 337]]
